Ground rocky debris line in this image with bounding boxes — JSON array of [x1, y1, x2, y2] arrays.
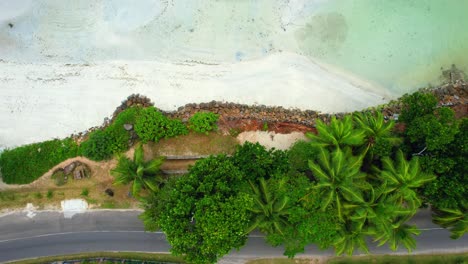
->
[[168, 101, 322, 127], [71, 74, 468, 143], [378, 83, 468, 121]]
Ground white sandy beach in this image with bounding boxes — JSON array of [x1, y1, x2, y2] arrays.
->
[[0, 0, 393, 149]]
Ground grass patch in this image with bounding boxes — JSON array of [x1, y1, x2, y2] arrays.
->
[[148, 131, 238, 156], [0, 138, 80, 184], [327, 253, 468, 264], [6, 252, 185, 264]]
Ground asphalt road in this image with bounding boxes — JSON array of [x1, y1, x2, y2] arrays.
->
[[0, 210, 467, 263]]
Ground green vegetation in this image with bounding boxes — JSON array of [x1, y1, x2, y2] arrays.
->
[[81, 188, 89, 197], [0, 138, 80, 184], [6, 252, 185, 264], [141, 155, 252, 264], [397, 91, 467, 238], [111, 144, 165, 197], [135, 107, 188, 143], [141, 106, 462, 263], [399, 92, 465, 206], [1, 90, 466, 262], [81, 107, 142, 161], [432, 201, 468, 239], [188, 112, 219, 134]]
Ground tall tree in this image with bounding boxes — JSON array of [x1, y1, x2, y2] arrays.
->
[[245, 177, 292, 235], [432, 202, 468, 239], [153, 155, 252, 264], [372, 214, 421, 253], [304, 147, 367, 220], [306, 115, 365, 150], [353, 111, 401, 159], [378, 150, 435, 209], [111, 144, 165, 197]]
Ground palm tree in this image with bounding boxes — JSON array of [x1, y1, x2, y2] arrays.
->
[[245, 177, 292, 235], [344, 185, 413, 231], [372, 214, 421, 253], [111, 144, 165, 197], [378, 150, 435, 209], [307, 115, 365, 150], [432, 202, 468, 239], [334, 220, 373, 255], [304, 147, 367, 220], [353, 111, 402, 158]]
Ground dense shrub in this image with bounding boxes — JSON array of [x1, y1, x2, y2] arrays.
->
[[287, 140, 316, 173], [81, 130, 114, 161], [134, 107, 188, 142], [188, 112, 219, 134], [399, 91, 465, 210], [0, 138, 80, 184], [81, 107, 142, 161], [232, 142, 289, 181]]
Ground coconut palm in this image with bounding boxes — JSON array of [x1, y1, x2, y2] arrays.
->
[[378, 150, 435, 209], [304, 147, 367, 220], [353, 111, 402, 158], [432, 202, 468, 239], [111, 144, 165, 197], [344, 185, 414, 233], [372, 214, 421, 253], [306, 115, 365, 150], [334, 220, 373, 255], [245, 177, 292, 235]]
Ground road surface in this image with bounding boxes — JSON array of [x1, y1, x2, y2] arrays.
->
[[0, 209, 467, 263]]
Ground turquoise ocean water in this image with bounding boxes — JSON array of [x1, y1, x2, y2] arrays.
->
[[296, 0, 468, 94]]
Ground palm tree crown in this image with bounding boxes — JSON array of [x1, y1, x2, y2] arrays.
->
[[353, 111, 402, 157], [111, 144, 165, 197], [307, 115, 365, 150], [245, 177, 292, 235], [378, 150, 435, 209], [305, 147, 367, 220], [432, 202, 468, 239]]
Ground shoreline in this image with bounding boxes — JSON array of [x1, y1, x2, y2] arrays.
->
[[0, 52, 390, 149]]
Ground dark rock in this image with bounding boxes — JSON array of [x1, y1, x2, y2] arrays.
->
[[105, 188, 114, 197]]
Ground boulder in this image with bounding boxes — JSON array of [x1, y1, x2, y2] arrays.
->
[[63, 162, 77, 175]]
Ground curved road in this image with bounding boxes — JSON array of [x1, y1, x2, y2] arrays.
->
[[0, 210, 467, 263]]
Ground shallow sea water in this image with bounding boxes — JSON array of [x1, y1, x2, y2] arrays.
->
[[296, 0, 468, 93]]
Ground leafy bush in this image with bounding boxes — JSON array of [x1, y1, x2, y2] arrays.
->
[[288, 140, 316, 173], [81, 130, 114, 161], [188, 112, 219, 134], [134, 107, 188, 142], [232, 142, 289, 181], [81, 107, 142, 161], [399, 91, 438, 123], [0, 138, 80, 184]]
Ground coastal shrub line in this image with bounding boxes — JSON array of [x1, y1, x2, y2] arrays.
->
[[81, 106, 143, 161], [0, 138, 80, 184]]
